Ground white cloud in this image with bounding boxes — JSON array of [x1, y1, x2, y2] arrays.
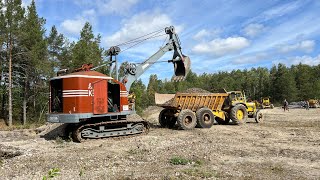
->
[[273, 55, 320, 66], [233, 53, 268, 65], [243, 23, 265, 37], [104, 11, 182, 46], [193, 29, 220, 41], [278, 40, 315, 53], [61, 18, 86, 35], [60, 9, 97, 36], [97, 0, 139, 15], [262, 1, 301, 20], [192, 37, 250, 56]]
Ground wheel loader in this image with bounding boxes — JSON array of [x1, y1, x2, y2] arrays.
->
[[260, 97, 274, 109], [155, 89, 263, 130]]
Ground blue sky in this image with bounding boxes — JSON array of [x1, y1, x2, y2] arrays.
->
[[24, 0, 320, 83]]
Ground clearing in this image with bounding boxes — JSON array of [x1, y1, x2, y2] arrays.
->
[[0, 107, 319, 179]]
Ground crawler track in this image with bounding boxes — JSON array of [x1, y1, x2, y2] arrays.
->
[[71, 119, 150, 142]]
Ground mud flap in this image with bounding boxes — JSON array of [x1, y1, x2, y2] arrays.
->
[[172, 56, 191, 81]]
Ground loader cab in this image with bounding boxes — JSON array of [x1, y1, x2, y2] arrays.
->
[[228, 91, 246, 105]]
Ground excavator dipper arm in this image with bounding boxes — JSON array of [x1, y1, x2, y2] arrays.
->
[[122, 26, 191, 90]]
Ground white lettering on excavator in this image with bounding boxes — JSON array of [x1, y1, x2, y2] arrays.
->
[[88, 83, 94, 96]]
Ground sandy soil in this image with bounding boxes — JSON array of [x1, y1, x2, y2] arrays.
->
[[0, 107, 319, 179]]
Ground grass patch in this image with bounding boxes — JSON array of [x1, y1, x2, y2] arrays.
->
[[127, 148, 149, 155], [169, 157, 191, 165], [43, 168, 60, 180], [169, 156, 204, 166], [0, 120, 44, 131]]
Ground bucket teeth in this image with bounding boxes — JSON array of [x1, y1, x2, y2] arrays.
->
[[171, 75, 186, 82]]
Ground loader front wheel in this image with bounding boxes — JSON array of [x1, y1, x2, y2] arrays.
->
[[255, 110, 264, 123], [196, 108, 214, 128], [177, 109, 197, 130], [159, 109, 176, 128], [230, 104, 248, 125]]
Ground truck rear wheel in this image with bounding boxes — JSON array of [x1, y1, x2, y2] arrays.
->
[[196, 108, 214, 128], [159, 109, 176, 128], [177, 109, 197, 130], [230, 104, 248, 125]]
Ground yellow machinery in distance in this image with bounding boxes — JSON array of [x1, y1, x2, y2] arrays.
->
[[308, 99, 319, 108], [260, 97, 274, 109]]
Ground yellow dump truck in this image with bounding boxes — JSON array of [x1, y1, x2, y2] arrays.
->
[[155, 91, 263, 130]]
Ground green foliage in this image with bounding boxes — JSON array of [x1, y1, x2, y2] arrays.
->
[[42, 168, 60, 180], [69, 22, 104, 69], [79, 168, 85, 177], [169, 157, 192, 165]]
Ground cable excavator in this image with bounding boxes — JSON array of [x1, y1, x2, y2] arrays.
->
[[47, 26, 191, 142]]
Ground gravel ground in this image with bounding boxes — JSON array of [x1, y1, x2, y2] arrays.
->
[[0, 107, 320, 179]]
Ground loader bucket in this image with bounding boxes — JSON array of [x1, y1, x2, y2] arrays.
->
[[172, 55, 191, 82]]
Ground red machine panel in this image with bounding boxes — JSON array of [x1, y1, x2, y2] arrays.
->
[[93, 80, 108, 114]]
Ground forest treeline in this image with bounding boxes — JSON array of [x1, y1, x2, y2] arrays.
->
[[1, 0, 319, 126], [134, 63, 320, 113]]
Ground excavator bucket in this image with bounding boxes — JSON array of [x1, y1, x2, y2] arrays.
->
[[172, 55, 191, 82]]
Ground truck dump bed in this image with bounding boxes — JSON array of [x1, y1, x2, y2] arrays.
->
[[155, 92, 228, 111]]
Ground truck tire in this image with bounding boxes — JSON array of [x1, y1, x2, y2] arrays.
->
[[255, 110, 264, 123], [230, 104, 248, 125], [196, 108, 214, 128], [177, 109, 197, 130], [270, 104, 274, 109], [159, 109, 176, 128]]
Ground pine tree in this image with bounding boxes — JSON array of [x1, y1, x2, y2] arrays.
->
[[3, 0, 25, 126], [130, 79, 147, 114], [70, 22, 104, 69], [47, 25, 64, 70], [0, 1, 6, 119], [292, 63, 313, 100], [271, 64, 297, 102], [146, 74, 161, 105], [20, 0, 49, 124]]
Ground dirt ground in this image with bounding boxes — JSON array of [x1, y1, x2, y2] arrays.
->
[[0, 107, 319, 180]]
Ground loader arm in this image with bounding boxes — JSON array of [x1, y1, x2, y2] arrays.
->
[[122, 26, 190, 90]]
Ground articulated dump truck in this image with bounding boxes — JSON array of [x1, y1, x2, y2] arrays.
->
[[155, 91, 263, 130]]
